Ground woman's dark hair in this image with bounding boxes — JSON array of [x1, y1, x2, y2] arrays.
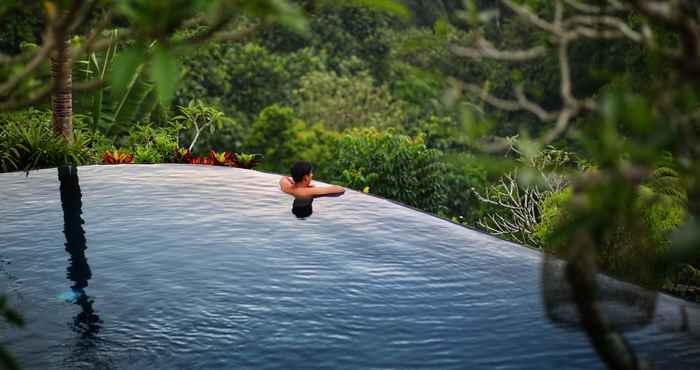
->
[[291, 161, 313, 182]]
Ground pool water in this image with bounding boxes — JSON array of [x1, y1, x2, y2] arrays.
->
[[0, 164, 698, 369]]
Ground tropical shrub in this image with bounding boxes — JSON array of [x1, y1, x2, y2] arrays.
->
[[74, 31, 165, 138], [292, 70, 407, 132], [244, 105, 308, 173], [124, 123, 178, 162], [532, 187, 574, 247], [208, 150, 235, 166], [534, 182, 687, 287], [233, 152, 261, 169], [171, 100, 231, 153], [133, 145, 163, 164], [173, 148, 193, 164], [474, 146, 572, 246], [102, 149, 134, 164], [324, 128, 447, 213], [0, 114, 91, 172], [411, 115, 475, 152], [441, 153, 490, 225]]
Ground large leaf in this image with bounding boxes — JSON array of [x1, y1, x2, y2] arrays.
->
[[101, 65, 157, 137], [74, 38, 161, 137], [150, 46, 179, 107], [110, 45, 145, 95]]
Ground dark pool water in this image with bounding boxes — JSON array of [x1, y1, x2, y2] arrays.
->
[[0, 164, 698, 369]]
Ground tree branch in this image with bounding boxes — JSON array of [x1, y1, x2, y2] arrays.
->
[[0, 40, 53, 97], [451, 38, 546, 62]]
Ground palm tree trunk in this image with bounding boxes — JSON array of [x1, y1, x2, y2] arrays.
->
[[51, 30, 73, 143]]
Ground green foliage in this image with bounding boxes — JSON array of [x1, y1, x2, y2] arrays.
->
[[324, 128, 448, 213], [387, 63, 446, 121], [535, 182, 687, 286], [638, 183, 687, 254], [171, 100, 231, 153], [292, 69, 407, 131], [233, 152, 262, 169], [75, 33, 164, 138], [124, 123, 178, 162], [176, 43, 326, 121], [244, 105, 308, 173], [115, 0, 211, 39], [411, 115, 474, 152], [133, 144, 163, 164], [441, 152, 490, 225], [0, 110, 91, 172], [533, 187, 574, 246], [0, 2, 43, 54]]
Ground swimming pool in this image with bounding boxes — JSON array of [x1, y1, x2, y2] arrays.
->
[[0, 164, 698, 369]]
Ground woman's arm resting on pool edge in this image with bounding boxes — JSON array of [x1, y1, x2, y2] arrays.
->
[[280, 177, 344, 197], [306, 185, 345, 197], [279, 176, 294, 194]]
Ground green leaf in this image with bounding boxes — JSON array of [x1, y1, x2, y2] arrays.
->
[[434, 18, 451, 38], [109, 45, 145, 95], [150, 46, 180, 107]]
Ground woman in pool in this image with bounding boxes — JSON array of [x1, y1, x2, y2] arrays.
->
[[279, 160, 345, 199]]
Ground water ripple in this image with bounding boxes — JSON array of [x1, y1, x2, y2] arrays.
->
[[0, 164, 698, 370]]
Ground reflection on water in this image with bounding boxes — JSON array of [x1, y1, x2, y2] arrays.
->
[[58, 166, 101, 336], [291, 197, 313, 219], [542, 256, 658, 332]]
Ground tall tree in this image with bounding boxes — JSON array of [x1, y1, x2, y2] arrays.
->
[[49, 7, 73, 142]]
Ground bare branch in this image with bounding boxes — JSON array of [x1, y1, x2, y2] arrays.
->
[[203, 24, 261, 45], [0, 84, 53, 111], [559, 39, 575, 107], [65, 0, 98, 35], [542, 107, 577, 144], [69, 11, 115, 60], [503, 0, 558, 34], [451, 38, 546, 62], [72, 79, 105, 92], [566, 15, 643, 41], [514, 86, 559, 121], [563, 0, 626, 13]]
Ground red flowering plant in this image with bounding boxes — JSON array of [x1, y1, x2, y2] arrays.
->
[[190, 156, 213, 165], [208, 150, 235, 166], [233, 153, 261, 169], [102, 149, 134, 164], [173, 148, 193, 164]]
